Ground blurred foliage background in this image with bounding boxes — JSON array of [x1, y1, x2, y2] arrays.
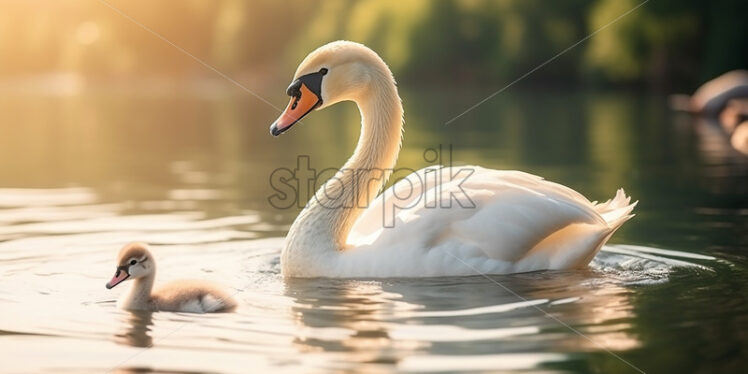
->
[[0, 0, 746, 92]]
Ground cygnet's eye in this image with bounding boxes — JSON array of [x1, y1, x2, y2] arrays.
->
[[129, 259, 137, 265]]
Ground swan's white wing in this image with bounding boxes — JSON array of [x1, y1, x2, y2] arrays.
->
[[348, 166, 444, 243], [345, 166, 624, 276]]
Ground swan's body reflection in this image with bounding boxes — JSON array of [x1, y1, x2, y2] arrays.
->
[[284, 267, 641, 372], [115, 310, 154, 348]]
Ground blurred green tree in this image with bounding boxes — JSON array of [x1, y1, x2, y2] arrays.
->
[[0, 0, 744, 91]]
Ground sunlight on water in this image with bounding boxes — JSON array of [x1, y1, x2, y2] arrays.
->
[[0, 91, 745, 373], [0, 190, 723, 373]]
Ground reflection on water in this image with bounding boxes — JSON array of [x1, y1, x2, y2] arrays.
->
[[0, 89, 746, 373], [117, 311, 154, 348], [285, 274, 642, 371]]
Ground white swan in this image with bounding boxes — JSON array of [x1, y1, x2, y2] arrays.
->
[[105, 242, 237, 313], [269, 41, 636, 278]]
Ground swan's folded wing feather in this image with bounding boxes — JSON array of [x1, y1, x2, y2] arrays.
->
[[349, 166, 607, 264], [348, 165, 443, 245]]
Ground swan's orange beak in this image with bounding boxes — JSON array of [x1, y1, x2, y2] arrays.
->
[[270, 83, 321, 136], [270, 69, 327, 136]]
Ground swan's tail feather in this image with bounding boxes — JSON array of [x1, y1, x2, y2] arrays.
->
[[595, 188, 637, 230], [523, 189, 636, 270]]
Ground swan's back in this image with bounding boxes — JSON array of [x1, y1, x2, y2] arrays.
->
[[341, 166, 635, 277], [152, 280, 237, 313]]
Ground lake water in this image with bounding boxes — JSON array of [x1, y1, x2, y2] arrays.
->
[[0, 85, 746, 373]]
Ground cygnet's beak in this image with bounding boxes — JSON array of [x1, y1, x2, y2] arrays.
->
[[105, 266, 130, 289], [270, 70, 326, 136]]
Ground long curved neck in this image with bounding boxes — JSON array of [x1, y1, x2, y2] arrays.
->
[[119, 272, 155, 310], [282, 66, 403, 275]]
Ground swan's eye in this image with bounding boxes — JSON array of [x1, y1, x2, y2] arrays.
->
[[129, 259, 137, 265], [319, 68, 328, 75], [287, 79, 302, 98]]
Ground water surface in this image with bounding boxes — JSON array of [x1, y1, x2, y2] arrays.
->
[[0, 87, 746, 373]]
